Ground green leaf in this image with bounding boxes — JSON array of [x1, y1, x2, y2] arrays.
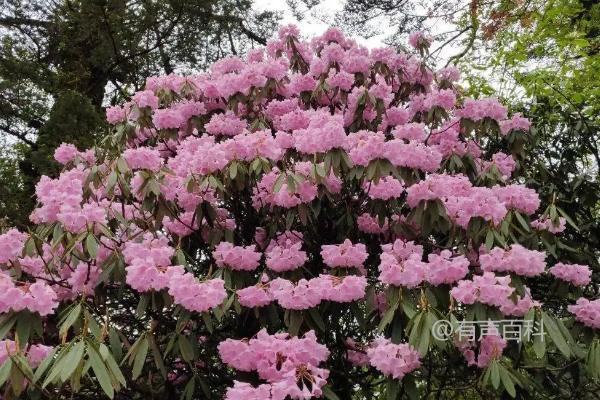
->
[[288, 311, 303, 336], [0, 314, 17, 339], [85, 233, 98, 258], [59, 304, 82, 338], [485, 229, 495, 250], [377, 300, 399, 332], [513, 211, 530, 232], [490, 361, 500, 389], [132, 337, 148, 379], [109, 329, 123, 362], [178, 335, 195, 363], [322, 385, 341, 400], [386, 377, 400, 400], [556, 206, 578, 231], [32, 347, 57, 383], [307, 308, 326, 332], [543, 312, 570, 358], [98, 343, 125, 387], [60, 340, 84, 381], [0, 359, 13, 386], [500, 366, 516, 398], [88, 345, 115, 398]]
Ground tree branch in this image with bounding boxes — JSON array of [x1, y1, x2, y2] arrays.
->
[[0, 125, 37, 148]]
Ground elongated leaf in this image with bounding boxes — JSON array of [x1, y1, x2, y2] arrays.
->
[[132, 337, 148, 379], [32, 347, 58, 383], [178, 335, 194, 363], [86, 234, 98, 258], [543, 313, 570, 358], [322, 385, 341, 400], [88, 345, 115, 399], [500, 367, 516, 398], [490, 361, 500, 389], [99, 343, 126, 387], [59, 304, 82, 338], [60, 340, 84, 381]]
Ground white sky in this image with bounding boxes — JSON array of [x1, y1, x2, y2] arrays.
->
[[253, 0, 461, 64], [254, 0, 388, 48]]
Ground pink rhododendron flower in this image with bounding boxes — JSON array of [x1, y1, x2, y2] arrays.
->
[[0, 228, 27, 265], [549, 263, 592, 286], [364, 176, 404, 200], [213, 242, 262, 271], [321, 239, 368, 269], [568, 298, 600, 329], [479, 244, 546, 277], [367, 338, 421, 379]]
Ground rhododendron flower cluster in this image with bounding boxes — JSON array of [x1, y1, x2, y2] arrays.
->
[[0, 273, 58, 316], [0, 228, 27, 264], [219, 330, 329, 399], [457, 331, 507, 368], [531, 216, 566, 233], [366, 338, 421, 379], [268, 274, 367, 309], [0, 24, 595, 400], [0, 340, 53, 368], [212, 242, 262, 271], [265, 231, 308, 272], [320, 239, 368, 269], [548, 263, 591, 286], [378, 239, 469, 287], [568, 298, 600, 329], [479, 244, 547, 277]]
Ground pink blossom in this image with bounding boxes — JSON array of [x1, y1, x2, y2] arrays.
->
[[152, 108, 185, 129], [531, 217, 566, 233], [425, 250, 469, 285], [568, 298, 600, 329], [0, 228, 27, 265], [237, 284, 274, 308], [132, 90, 159, 109], [450, 272, 514, 308], [265, 233, 307, 272], [357, 213, 388, 234], [408, 31, 432, 49], [213, 242, 262, 271], [320, 239, 368, 269], [457, 98, 508, 122], [205, 112, 247, 136], [364, 176, 404, 200], [549, 263, 591, 286], [269, 278, 322, 310], [492, 184, 540, 215], [313, 274, 367, 302], [367, 338, 421, 379], [479, 244, 546, 277], [168, 270, 227, 313], [54, 143, 80, 165], [458, 329, 506, 368], [392, 123, 426, 142], [123, 147, 162, 172], [293, 112, 346, 154], [105, 105, 126, 124], [500, 113, 531, 135]]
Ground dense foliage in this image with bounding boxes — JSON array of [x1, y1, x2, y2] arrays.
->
[[0, 0, 277, 227], [0, 25, 598, 399]]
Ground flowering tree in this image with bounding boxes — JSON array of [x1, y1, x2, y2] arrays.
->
[[0, 26, 598, 399]]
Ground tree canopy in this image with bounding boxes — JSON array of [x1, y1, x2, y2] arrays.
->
[[0, 22, 598, 400]]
